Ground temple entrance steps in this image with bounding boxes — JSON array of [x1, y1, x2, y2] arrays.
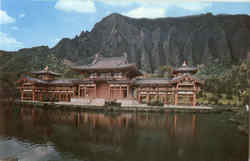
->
[[61, 98, 146, 107], [90, 98, 105, 106], [70, 98, 105, 106], [116, 99, 147, 107], [70, 98, 90, 105]]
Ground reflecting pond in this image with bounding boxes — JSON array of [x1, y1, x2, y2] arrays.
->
[[0, 106, 248, 161]]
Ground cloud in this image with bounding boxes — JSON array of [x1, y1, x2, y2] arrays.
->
[[32, 0, 57, 1], [55, 0, 96, 13], [0, 10, 15, 24], [96, 0, 171, 7], [50, 38, 61, 47], [97, 0, 250, 5], [122, 1, 212, 18], [176, 2, 212, 11], [19, 13, 25, 18], [102, 1, 212, 19], [96, 0, 134, 6], [123, 7, 166, 18], [11, 26, 19, 30], [201, 0, 250, 1], [0, 32, 24, 51]]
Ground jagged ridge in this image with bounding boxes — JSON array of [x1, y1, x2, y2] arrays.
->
[[1, 13, 250, 73]]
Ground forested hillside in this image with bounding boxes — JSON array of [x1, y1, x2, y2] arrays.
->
[[0, 13, 250, 75]]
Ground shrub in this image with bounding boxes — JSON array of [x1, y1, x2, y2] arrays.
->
[[147, 100, 164, 106]]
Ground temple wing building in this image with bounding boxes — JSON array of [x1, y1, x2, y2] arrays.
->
[[17, 67, 77, 102], [132, 61, 203, 106]]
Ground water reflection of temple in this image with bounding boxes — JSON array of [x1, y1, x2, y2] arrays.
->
[[17, 108, 197, 138], [0, 107, 198, 150], [0, 107, 248, 161], [5, 108, 197, 156]]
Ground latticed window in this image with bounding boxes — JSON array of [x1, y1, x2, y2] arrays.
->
[[90, 73, 97, 78], [100, 73, 106, 78], [114, 72, 122, 78]]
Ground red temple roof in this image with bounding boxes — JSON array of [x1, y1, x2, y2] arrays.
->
[[173, 61, 198, 74], [133, 78, 171, 86], [71, 53, 142, 76], [31, 66, 61, 76], [133, 74, 203, 86], [171, 73, 203, 84], [17, 75, 80, 86]]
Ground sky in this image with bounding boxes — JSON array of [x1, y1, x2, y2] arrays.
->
[[0, 0, 250, 51]]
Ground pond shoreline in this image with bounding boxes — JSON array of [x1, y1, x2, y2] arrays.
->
[[14, 100, 231, 113]]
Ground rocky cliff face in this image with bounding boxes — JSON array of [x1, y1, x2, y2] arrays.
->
[[1, 13, 250, 73]]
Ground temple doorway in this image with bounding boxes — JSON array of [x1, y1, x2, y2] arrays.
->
[[96, 82, 109, 99]]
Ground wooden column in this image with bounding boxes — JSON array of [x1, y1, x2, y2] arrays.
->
[[78, 85, 81, 98], [165, 94, 168, 105], [146, 93, 150, 103], [193, 93, 196, 106], [109, 86, 112, 100], [73, 87, 75, 97], [46, 91, 49, 101], [21, 90, 24, 101], [21, 84, 24, 101], [110, 87, 112, 99], [120, 86, 122, 99], [40, 91, 42, 101], [175, 83, 179, 105], [127, 85, 129, 98], [174, 93, 178, 105], [157, 86, 160, 101], [94, 85, 97, 98], [32, 86, 35, 101], [62, 94, 64, 102]]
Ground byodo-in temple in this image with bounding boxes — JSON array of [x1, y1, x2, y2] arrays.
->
[[17, 53, 203, 106]]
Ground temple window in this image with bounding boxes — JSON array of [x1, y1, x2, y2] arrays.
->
[[106, 72, 111, 77], [114, 72, 122, 78], [100, 73, 106, 78], [90, 73, 97, 78]]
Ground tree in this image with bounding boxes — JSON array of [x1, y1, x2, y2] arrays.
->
[[159, 65, 173, 78], [0, 72, 18, 104]]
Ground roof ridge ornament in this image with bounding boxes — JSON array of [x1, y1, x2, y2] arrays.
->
[[92, 53, 100, 65], [44, 66, 49, 71], [183, 61, 187, 67], [92, 49, 104, 65], [123, 52, 128, 64]]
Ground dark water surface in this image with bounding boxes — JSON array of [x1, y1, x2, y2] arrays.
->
[[0, 106, 247, 161]]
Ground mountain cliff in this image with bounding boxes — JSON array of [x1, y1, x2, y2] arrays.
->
[[1, 13, 250, 74]]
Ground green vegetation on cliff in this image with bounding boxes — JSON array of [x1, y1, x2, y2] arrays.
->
[[197, 60, 250, 106]]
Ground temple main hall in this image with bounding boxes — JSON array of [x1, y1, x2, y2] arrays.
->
[[17, 53, 203, 106]]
